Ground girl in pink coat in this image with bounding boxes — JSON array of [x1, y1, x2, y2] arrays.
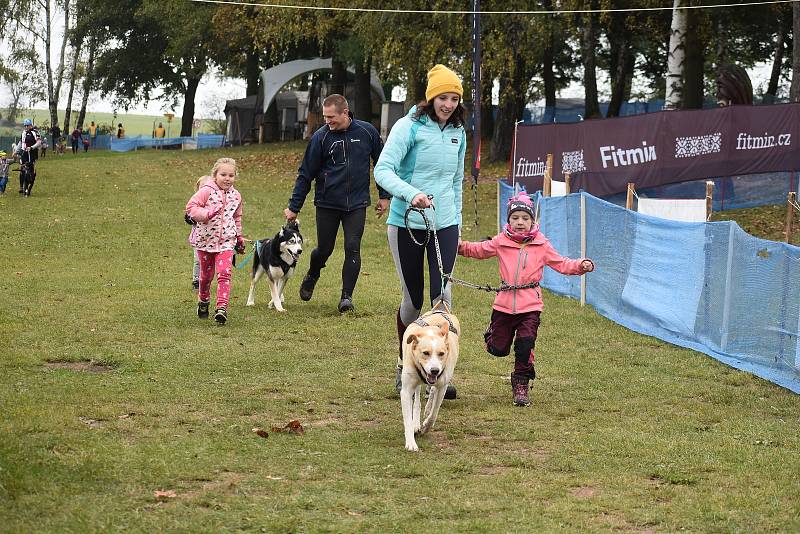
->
[[458, 191, 594, 406], [185, 158, 245, 324]]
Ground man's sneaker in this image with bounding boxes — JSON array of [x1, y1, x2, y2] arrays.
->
[[197, 300, 210, 319], [192, 279, 199, 291], [338, 295, 354, 313], [214, 307, 227, 324], [299, 273, 319, 301], [511, 373, 531, 407]]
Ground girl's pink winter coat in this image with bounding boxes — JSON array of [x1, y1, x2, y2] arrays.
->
[[186, 181, 243, 252], [458, 232, 589, 314]]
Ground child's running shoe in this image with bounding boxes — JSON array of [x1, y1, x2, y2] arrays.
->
[[214, 307, 227, 324], [197, 300, 210, 318]]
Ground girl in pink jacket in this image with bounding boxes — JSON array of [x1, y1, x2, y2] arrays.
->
[[185, 158, 245, 324], [458, 191, 594, 407]]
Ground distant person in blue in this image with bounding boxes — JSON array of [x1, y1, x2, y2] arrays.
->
[[284, 94, 390, 314]]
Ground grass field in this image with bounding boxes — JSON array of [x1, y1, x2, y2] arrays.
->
[[1, 144, 799, 532]]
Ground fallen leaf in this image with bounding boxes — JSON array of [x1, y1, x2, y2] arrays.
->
[[154, 489, 177, 499], [252, 427, 269, 438], [271, 420, 305, 435]]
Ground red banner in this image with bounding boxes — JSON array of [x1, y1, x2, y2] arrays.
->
[[511, 103, 800, 196]]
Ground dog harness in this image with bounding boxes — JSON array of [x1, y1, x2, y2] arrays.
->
[[413, 310, 459, 335]]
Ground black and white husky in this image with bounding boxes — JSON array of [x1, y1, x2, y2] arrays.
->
[[246, 220, 303, 312]]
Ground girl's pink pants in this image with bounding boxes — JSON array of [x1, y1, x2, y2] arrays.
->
[[197, 249, 234, 309]]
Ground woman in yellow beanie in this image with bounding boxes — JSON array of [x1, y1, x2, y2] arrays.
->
[[374, 64, 467, 400]]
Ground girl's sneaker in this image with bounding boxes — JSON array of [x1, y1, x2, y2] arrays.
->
[[197, 300, 210, 318], [214, 307, 227, 324]]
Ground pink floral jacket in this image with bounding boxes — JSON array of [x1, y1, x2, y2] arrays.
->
[[185, 181, 243, 252]]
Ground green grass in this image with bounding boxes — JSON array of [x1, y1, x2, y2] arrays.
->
[[1, 144, 799, 532]]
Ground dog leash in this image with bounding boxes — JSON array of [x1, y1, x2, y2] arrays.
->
[[234, 239, 259, 270], [404, 198, 541, 293]]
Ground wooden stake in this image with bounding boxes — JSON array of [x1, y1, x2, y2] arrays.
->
[[786, 191, 796, 244], [543, 153, 553, 197], [564, 173, 571, 194], [626, 183, 635, 210], [705, 181, 714, 221]]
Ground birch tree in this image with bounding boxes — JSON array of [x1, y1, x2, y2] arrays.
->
[[664, 0, 686, 109]]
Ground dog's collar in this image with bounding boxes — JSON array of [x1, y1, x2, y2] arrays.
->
[[413, 311, 458, 336]]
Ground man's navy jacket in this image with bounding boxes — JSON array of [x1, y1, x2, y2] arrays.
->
[[288, 114, 390, 213]]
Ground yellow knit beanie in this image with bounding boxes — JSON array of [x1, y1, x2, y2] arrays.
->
[[425, 64, 463, 102]]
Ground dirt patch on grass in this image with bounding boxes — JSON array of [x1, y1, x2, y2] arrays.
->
[[572, 486, 598, 498], [45, 359, 115, 373]]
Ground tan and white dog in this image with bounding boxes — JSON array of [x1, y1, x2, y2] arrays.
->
[[400, 306, 460, 451]]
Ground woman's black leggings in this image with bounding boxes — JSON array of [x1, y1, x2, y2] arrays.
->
[[387, 224, 459, 326], [309, 206, 366, 297]]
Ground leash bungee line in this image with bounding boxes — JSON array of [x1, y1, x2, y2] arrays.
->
[[404, 197, 541, 294], [234, 239, 259, 270]]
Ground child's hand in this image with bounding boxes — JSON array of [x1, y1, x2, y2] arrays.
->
[[234, 235, 246, 254], [206, 204, 223, 220], [581, 259, 594, 272]]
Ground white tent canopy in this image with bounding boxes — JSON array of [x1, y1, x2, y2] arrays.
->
[[259, 58, 386, 114]]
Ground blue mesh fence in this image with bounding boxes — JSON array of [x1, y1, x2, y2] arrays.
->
[[110, 134, 224, 152], [536, 192, 800, 393]]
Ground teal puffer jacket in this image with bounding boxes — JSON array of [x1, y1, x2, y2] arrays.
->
[[374, 107, 465, 230]]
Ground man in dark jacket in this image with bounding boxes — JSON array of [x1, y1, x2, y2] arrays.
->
[[284, 94, 390, 313]]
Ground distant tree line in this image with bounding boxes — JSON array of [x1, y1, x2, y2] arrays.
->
[[0, 0, 798, 160]]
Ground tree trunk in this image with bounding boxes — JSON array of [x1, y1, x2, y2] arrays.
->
[[764, 16, 787, 104], [664, 0, 686, 109], [353, 58, 372, 122], [262, 98, 279, 142], [542, 0, 556, 122], [490, 74, 525, 163], [77, 36, 97, 130], [792, 2, 800, 102], [581, 1, 601, 119], [606, 9, 631, 118], [245, 48, 260, 96], [481, 70, 494, 139], [63, 37, 84, 134], [46, 0, 71, 129], [330, 59, 347, 95], [682, 7, 704, 109], [180, 76, 202, 137]]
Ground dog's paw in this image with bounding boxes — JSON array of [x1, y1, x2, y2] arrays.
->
[[267, 301, 275, 309], [246, 301, 255, 307], [404, 441, 419, 452]]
